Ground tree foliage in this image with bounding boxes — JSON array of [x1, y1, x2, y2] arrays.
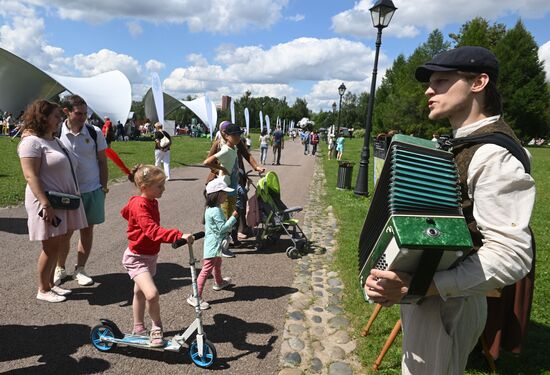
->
[[449, 17, 506, 49], [494, 20, 550, 139], [372, 30, 450, 138]]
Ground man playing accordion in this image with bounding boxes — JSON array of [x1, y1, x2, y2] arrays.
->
[[365, 46, 535, 374]]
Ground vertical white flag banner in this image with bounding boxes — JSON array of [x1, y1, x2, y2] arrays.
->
[[265, 115, 271, 135], [230, 98, 235, 124], [259, 110, 264, 133], [205, 94, 216, 139], [276, 116, 280, 128], [244, 107, 250, 135], [283, 119, 286, 133], [151, 72, 164, 125]]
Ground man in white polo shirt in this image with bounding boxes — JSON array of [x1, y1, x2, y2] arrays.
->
[[54, 94, 109, 286]]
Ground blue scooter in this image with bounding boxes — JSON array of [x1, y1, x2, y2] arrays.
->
[[89, 231, 217, 368]]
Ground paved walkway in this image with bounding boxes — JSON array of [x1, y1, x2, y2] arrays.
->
[[0, 139, 365, 374], [277, 158, 362, 375]]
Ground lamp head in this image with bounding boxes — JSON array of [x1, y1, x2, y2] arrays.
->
[[338, 82, 347, 97], [369, 0, 397, 29]]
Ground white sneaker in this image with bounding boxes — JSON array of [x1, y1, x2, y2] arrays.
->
[[186, 295, 210, 310], [37, 290, 66, 303], [73, 266, 94, 286], [53, 266, 67, 286], [51, 285, 72, 296], [213, 277, 232, 291]]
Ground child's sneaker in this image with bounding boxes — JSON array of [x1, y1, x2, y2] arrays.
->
[[53, 266, 67, 286], [73, 265, 94, 286], [51, 285, 72, 296], [149, 328, 164, 348], [186, 295, 210, 310], [213, 277, 232, 291], [36, 290, 66, 303]]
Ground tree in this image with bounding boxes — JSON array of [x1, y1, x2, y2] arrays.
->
[[494, 20, 550, 139], [449, 17, 506, 49], [373, 30, 450, 138], [291, 97, 309, 121]]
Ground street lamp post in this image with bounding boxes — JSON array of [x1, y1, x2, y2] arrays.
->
[[354, 0, 397, 196], [332, 84, 346, 158], [336, 82, 346, 138]]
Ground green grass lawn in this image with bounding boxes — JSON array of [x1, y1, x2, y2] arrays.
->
[[320, 138, 550, 374], [0, 135, 212, 207]]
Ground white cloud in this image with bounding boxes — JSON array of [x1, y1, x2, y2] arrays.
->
[[157, 36, 389, 109], [539, 40, 550, 81], [161, 37, 390, 110], [287, 14, 305, 22], [0, 0, 35, 17], [332, 0, 550, 39], [127, 21, 143, 37], [72, 49, 142, 81], [223, 37, 381, 83], [25, 0, 289, 33], [145, 59, 166, 73], [187, 53, 209, 67]]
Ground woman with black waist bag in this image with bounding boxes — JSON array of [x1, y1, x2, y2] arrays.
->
[[18, 100, 88, 303]]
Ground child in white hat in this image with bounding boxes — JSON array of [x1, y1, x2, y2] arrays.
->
[[187, 177, 238, 309]]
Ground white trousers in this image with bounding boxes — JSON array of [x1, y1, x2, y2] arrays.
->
[[154, 149, 171, 179], [400, 295, 486, 375]]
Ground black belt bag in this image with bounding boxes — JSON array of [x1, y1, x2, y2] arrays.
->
[[45, 191, 81, 210]]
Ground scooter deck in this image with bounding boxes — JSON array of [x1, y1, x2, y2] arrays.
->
[[104, 334, 181, 351]]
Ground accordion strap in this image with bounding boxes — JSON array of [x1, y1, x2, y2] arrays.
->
[[440, 132, 530, 174]]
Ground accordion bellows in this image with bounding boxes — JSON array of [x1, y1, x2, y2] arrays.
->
[[358, 134, 472, 304]]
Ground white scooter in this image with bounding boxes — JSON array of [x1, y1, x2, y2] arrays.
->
[[90, 231, 217, 368]]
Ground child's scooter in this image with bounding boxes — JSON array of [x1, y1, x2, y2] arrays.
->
[[89, 231, 217, 368]]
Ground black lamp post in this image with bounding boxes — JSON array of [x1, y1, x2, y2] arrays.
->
[[354, 0, 397, 196], [336, 82, 346, 138]]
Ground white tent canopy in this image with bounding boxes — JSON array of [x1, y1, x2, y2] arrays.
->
[[181, 96, 217, 139], [0, 47, 132, 126], [143, 88, 184, 124]]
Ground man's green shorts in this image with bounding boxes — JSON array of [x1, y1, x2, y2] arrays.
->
[[81, 188, 105, 225]]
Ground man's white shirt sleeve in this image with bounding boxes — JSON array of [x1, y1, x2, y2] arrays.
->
[[434, 144, 535, 299]]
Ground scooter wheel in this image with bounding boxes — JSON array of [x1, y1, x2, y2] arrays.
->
[[90, 324, 116, 352], [189, 338, 217, 368]]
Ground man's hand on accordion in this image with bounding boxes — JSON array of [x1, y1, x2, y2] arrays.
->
[[364, 269, 412, 307]]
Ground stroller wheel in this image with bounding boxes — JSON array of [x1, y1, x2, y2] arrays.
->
[[286, 246, 299, 259]]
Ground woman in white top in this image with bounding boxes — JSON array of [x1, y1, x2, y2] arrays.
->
[[259, 129, 269, 165]]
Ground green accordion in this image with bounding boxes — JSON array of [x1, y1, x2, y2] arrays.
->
[[358, 134, 473, 304]]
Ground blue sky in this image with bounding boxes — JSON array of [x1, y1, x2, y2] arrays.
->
[[1, 0, 549, 112]]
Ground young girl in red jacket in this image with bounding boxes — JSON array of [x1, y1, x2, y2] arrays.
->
[[121, 164, 193, 347]]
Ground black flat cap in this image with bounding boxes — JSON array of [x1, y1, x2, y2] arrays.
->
[[415, 46, 499, 82]]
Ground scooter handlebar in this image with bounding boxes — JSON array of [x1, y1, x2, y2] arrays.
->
[[172, 231, 205, 248]]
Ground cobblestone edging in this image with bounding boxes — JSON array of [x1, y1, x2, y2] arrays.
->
[[278, 159, 362, 375]]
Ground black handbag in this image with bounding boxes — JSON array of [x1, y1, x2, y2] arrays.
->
[[45, 191, 81, 210], [45, 139, 81, 210]]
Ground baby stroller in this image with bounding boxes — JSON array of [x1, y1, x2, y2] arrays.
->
[[252, 171, 310, 258]]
